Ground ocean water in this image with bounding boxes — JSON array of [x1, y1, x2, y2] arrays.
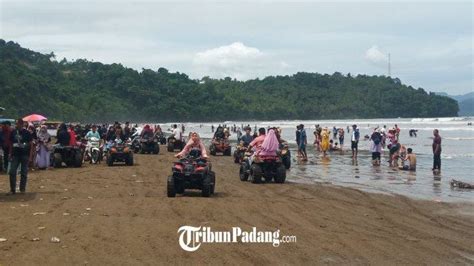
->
[[165, 117, 474, 203]]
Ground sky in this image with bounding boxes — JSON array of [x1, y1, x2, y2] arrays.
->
[[0, 0, 472, 95]]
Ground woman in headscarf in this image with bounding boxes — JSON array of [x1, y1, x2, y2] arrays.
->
[[36, 125, 51, 169], [259, 129, 279, 156], [320, 127, 330, 156], [175, 132, 208, 159], [141, 124, 153, 138], [57, 123, 70, 146], [28, 124, 38, 168]]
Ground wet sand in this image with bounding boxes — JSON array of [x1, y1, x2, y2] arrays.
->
[[0, 150, 473, 265]]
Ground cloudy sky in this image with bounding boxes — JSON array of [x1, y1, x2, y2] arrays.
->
[[1, 0, 472, 94]]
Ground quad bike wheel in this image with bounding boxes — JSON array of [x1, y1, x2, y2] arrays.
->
[[107, 156, 114, 166], [209, 171, 216, 194], [167, 142, 174, 152], [274, 164, 287, 183], [74, 152, 83, 167], [167, 175, 176, 197], [233, 151, 240, 163], [224, 148, 232, 156], [209, 145, 216, 156], [201, 175, 212, 197], [283, 155, 291, 169], [53, 153, 62, 168], [239, 163, 249, 181], [250, 164, 263, 184], [153, 144, 159, 154], [91, 150, 99, 164], [126, 153, 134, 166]]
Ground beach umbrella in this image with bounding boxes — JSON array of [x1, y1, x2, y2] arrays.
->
[[23, 114, 47, 122]]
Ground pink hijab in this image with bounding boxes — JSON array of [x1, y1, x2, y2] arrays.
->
[[259, 129, 279, 156]]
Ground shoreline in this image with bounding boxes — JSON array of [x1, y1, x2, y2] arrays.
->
[[0, 151, 473, 264]]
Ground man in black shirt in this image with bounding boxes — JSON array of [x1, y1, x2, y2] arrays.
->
[[8, 119, 32, 195]]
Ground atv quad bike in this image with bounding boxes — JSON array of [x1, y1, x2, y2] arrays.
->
[[209, 138, 231, 156], [167, 149, 215, 197], [106, 140, 134, 166], [240, 153, 286, 184], [52, 145, 83, 168], [140, 136, 159, 154], [167, 137, 184, 152]]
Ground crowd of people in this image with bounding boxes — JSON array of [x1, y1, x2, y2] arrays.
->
[[0, 118, 443, 195], [0, 119, 186, 195], [296, 123, 441, 172]]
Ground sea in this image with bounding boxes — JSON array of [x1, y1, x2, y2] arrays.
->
[[165, 117, 474, 203]]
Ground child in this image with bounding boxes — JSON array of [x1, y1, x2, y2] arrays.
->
[[400, 148, 416, 171]]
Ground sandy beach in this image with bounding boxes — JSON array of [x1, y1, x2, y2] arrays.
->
[[0, 150, 473, 265]]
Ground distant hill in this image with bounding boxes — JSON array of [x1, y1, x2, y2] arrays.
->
[[435, 92, 474, 116], [459, 98, 474, 116], [0, 39, 459, 122]]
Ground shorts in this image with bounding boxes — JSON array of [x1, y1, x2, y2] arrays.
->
[[372, 152, 381, 161], [389, 143, 401, 155], [351, 141, 358, 150]]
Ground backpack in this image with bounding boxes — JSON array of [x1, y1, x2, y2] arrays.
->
[[372, 132, 381, 145]]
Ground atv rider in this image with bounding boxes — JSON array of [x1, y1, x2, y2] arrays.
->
[[107, 126, 127, 143], [247, 127, 266, 153], [85, 125, 101, 141], [240, 127, 254, 147], [175, 132, 208, 159], [140, 125, 154, 139], [168, 124, 183, 142], [213, 126, 226, 140], [123, 122, 132, 140], [259, 129, 279, 156]]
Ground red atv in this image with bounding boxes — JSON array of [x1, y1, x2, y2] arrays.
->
[[209, 138, 231, 156], [240, 153, 286, 184], [167, 149, 216, 197]]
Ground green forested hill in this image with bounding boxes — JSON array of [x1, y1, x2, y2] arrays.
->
[[0, 40, 459, 122]]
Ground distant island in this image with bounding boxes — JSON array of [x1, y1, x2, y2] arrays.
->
[[434, 92, 474, 116], [0, 40, 459, 122]]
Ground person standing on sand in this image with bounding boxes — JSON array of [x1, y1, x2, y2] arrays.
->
[[7, 119, 32, 195], [432, 129, 442, 172], [1, 121, 12, 172], [351, 124, 360, 159], [36, 125, 51, 169]]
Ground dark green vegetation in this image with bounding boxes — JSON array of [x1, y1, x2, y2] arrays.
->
[[0, 40, 459, 122]]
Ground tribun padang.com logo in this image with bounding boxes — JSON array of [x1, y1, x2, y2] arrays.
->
[[178, 226, 297, 252]]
